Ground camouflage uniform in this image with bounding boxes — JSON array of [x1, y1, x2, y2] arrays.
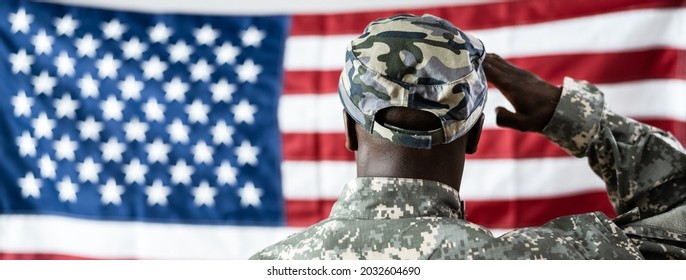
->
[[251, 78, 686, 259], [251, 14, 686, 259]]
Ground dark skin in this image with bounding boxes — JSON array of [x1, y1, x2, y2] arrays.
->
[[344, 53, 563, 192]]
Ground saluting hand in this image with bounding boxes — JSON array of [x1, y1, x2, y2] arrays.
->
[[483, 53, 562, 132]]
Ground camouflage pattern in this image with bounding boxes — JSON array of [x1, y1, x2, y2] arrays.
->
[[338, 14, 487, 149], [250, 78, 686, 260], [541, 77, 686, 259]]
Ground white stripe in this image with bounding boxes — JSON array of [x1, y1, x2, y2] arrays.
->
[[279, 79, 686, 133], [490, 229, 511, 237], [282, 161, 355, 199], [37, 0, 502, 15], [0, 215, 299, 259], [282, 157, 605, 200], [599, 80, 686, 120], [284, 8, 686, 70], [279, 94, 345, 133]]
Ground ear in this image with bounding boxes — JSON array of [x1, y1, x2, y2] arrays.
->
[[343, 110, 358, 151], [465, 113, 484, 154]]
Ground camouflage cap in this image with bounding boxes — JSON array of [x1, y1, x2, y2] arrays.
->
[[338, 14, 487, 149]]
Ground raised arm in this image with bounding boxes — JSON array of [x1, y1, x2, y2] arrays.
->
[[483, 53, 686, 216], [483, 54, 686, 258]]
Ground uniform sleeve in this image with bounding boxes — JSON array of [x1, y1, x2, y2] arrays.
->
[[540, 77, 686, 258]]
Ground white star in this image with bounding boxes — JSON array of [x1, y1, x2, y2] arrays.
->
[[123, 117, 149, 142], [95, 53, 121, 79], [54, 14, 79, 37], [11, 90, 33, 117], [38, 154, 56, 179], [76, 157, 102, 184], [9, 8, 33, 34], [186, 100, 210, 124], [118, 75, 144, 100], [32, 71, 57, 96], [142, 98, 165, 122], [100, 178, 124, 205], [54, 135, 77, 161], [32, 112, 56, 139], [9, 49, 34, 74], [78, 74, 100, 98], [192, 181, 217, 207], [170, 159, 194, 186], [101, 137, 125, 163], [100, 95, 124, 121], [167, 119, 190, 144], [168, 40, 193, 63], [57, 177, 78, 203], [78, 116, 103, 141], [54, 93, 79, 119], [123, 158, 148, 185], [241, 26, 266, 47], [121, 37, 147, 60], [236, 140, 259, 166], [145, 138, 170, 164], [101, 19, 127, 40], [215, 161, 237, 186], [210, 79, 236, 103], [148, 23, 172, 44], [215, 42, 240, 65], [194, 24, 219, 46], [238, 182, 263, 208], [211, 120, 234, 145], [145, 180, 171, 206], [236, 59, 261, 83], [32, 29, 54, 55], [163, 77, 188, 102], [192, 141, 214, 164], [142, 55, 168, 81], [75, 34, 100, 58], [18, 172, 41, 199], [55, 51, 76, 77], [189, 59, 214, 82], [232, 99, 257, 124], [16, 131, 37, 157]]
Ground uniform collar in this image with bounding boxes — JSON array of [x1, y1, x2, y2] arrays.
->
[[329, 177, 464, 220]]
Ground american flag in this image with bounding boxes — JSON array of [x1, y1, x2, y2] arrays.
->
[[0, 0, 684, 259]]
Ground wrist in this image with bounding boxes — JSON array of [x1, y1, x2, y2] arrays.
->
[[540, 77, 604, 157]]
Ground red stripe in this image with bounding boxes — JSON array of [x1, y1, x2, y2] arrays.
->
[[0, 253, 100, 260], [285, 199, 337, 227], [464, 191, 617, 228], [282, 132, 354, 161], [285, 190, 616, 228], [282, 119, 686, 161], [468, 129, 568, 160], [290, 0, 685, 36], [283, 49, 686, 94]]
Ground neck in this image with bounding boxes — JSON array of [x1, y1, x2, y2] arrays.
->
[[355, 142, 466, 192]]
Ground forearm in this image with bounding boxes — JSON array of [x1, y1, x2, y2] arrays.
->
[[541, 77, 686, 216]]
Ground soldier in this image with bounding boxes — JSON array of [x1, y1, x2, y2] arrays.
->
[[251, 14, 686, 259]]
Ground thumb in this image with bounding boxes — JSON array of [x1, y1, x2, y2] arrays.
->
[[495, 107, 528, 131]]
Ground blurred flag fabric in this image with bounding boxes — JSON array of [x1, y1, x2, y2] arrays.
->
[[0, 0, 684, 259]]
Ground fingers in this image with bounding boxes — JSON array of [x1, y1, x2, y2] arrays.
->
[[483, 53, 508, 86], [495, 107, 528, 132], [484, 53, 524, 96]]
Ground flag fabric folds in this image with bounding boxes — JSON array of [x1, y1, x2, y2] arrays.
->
[[0, 0, 685, 259]]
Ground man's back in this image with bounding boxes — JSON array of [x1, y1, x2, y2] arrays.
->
[[251, 76, 686, 260], [250, 15, 686, 260], [251, 178, 643, 260]]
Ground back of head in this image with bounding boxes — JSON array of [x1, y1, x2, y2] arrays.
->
[[338, 14, 488, 150]]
